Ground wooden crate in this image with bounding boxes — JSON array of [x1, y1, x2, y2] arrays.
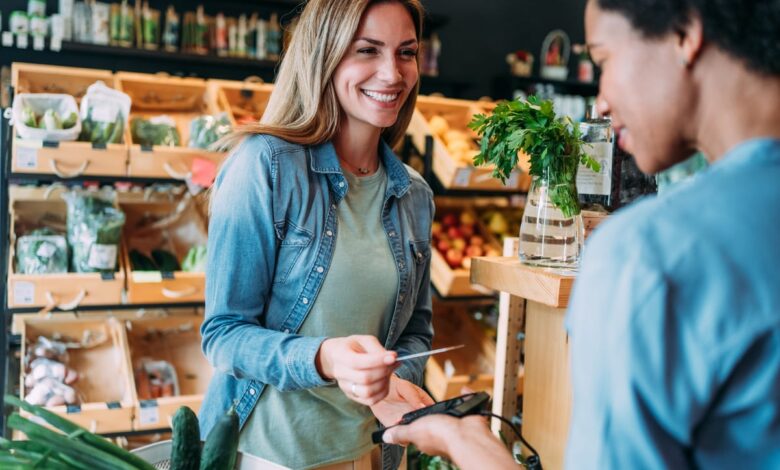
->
[[18, 315, 135, 433], [120, 197, 208, 304], [11, 63, 128, 178], [8, 197, 125, 309], [116, 72, 226, 180], [207, 79, 274, 127], [582, 210, 609, 239], [122, 314, 212, 430], [425, 302, 523, 401], [408, 95, 530, 191], [430, 199, 502, 297]]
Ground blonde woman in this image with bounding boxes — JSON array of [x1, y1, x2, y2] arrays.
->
[[199, 1, 434, 469]]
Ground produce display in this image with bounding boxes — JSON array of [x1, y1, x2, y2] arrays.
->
[[427, 114, 480, 166], [15, 227, 69, 275], [181, 245, 207, 273], [63, 188, 125, 273], [24, 336, 79, 407], [13, 93, 82, 142], [131, 116, 182, 147], [478, 207, 523, 245], [79, 81, 132, 145], [432, 209, 500, 270], [188, 114, 232, 149], [129, 248, 181, 272], [135, 358, 179, 400]]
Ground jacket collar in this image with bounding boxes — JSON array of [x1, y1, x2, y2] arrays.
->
[[309, 140, 411, 201]]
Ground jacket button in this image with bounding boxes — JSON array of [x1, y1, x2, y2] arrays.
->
[[417, 252, 423, 259], [326, 230, 333, 237], [331, 204, 337, 210], [338, 181, 345, 188], [388, 231, 396, 237], [284, 328, 290, 333], [302, 297, 309, 305], [398, 262, 404, 270], [399, 294, 404, 302], [249, 388, 256, 396], [316, 266, 324, 273]]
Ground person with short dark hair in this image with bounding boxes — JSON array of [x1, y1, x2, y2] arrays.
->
[[384, 0, 780, 468]]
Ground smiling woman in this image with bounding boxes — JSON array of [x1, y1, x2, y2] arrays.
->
[[200, 1, 435, 470]]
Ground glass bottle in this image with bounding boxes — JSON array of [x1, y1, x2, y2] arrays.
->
[[577, 104, 619, 211]]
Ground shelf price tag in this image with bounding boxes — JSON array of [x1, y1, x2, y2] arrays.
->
[[16, 146, 39, 169], [13, 281, 35, 305], [139, 400, 160, 426], [16, 34, 28, 49], [133, 271, 163, 283], [32, 36, 45, 51], [2, 32, 13, 47], [454, 167, 473, 187], [50, 36, 62, 52]]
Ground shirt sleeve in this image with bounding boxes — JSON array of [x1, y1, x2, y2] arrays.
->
[[201, 136, 331, 391]]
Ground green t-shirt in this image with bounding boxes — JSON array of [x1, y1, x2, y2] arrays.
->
[[238, 164, 399, 469]]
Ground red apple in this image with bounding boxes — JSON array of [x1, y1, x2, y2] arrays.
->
[[470, 235, 485, 247], [437, 239, 451, 253], [460, 223, 475, 238], [445, 248, 464, 269], [442, 213, 458, 228], [452, 237, 467, 251], [431, 221, 443, 237], [465, 245, 484, 258], [447, 226, 462, 240]]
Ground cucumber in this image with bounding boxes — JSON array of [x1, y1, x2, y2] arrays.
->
[[171, 406, 201, 470], [152, 249, 180, 272], [200, 406, 239, 470]]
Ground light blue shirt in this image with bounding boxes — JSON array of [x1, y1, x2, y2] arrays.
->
[[565, 139, 780, 469]]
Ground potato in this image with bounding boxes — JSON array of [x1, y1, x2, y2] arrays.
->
[[428, 115, 450, 136]]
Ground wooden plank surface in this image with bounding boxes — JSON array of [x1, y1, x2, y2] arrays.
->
[[470, 256, 575, 308]]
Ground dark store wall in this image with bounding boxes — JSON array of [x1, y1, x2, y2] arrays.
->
[[0, 0, 588, 99]]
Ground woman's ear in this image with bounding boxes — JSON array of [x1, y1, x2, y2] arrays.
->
[[676, 14, 704, 68]]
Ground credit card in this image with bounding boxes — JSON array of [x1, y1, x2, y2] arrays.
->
[[395, 344, 465, 362]]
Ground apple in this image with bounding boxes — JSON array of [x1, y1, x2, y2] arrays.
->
[[485, 247, 501, 257], [465, 245, 484, 258], [441, 213, 458, 228], [452, 237, 467, 251], [431, 221, 443, 238], [460, 211, 476, 226], [445, 248, 464, 269], [470, 235, 485, 247], [460, 223, 475, 238], [437, 239, 451, 253], [447, 226, 462, 240]]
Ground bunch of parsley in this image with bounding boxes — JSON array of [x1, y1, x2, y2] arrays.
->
[[468, 96, 600, 217]]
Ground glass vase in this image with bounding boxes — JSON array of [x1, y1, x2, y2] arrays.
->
[[518, 163, 584, 271]]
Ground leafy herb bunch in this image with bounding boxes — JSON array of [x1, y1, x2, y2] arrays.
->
[[468, 95, 600, 217]]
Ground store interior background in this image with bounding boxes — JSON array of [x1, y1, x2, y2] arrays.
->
[[0, 0, 590, 100]]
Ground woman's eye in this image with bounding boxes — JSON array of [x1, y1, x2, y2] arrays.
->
[[357, 47, 378, 55], [400, 49, 418, 59]]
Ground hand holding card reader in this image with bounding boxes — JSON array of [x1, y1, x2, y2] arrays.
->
[[371, 392, 491, 444]]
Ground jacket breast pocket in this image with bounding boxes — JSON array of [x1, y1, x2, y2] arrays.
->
[[408, 239, 431, 298], [273, 221, 313, 285]]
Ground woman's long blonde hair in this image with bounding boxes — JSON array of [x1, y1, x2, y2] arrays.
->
[[223, 0, 424, 150]]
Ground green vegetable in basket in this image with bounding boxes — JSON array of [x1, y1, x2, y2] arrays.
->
[[200, 406, 239, 470], [181, 245, 207, 273], [61, 112, 78, 129], [15, 227, 69, 274], [171, 406, 201, 470], [131, 117, 181, 147], [63, 189, 125, 273], [22, 105, 38, 128], [80, 110, 125, 145], [129, 249, 158, 271], [41, 109, 63, 130], [188, 114, 232, 150], [152, 249, 180, 272]]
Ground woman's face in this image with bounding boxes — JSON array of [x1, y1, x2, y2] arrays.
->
[[333, 2, 419, 135], [586, 1, 695, 173]]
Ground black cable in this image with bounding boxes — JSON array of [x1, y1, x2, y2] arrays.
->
[[480, 411, 542, 470]]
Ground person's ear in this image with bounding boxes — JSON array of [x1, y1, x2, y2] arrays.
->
[[676, 14, 704, 68]]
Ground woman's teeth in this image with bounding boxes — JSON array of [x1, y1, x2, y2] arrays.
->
[[362, 90, 399, 103]]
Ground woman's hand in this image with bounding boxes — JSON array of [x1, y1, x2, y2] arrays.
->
[[316, 335, 398, 406], [370, 375, 435, 427]]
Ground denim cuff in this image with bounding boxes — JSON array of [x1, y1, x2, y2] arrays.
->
[[286, 336, 335, 389]]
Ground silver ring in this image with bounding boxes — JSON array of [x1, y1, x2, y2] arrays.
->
[[351, 382, 358, 397]]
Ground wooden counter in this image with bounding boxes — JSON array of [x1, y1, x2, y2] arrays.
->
[[471, 256, 575, 470]]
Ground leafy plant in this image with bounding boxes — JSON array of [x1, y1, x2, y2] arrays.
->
[[468, 95, 600, 217]]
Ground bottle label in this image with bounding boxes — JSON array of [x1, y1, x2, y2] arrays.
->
[[577, 142, 612, 196]]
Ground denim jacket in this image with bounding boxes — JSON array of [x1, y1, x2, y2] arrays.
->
[[200, 134, 434, 469]]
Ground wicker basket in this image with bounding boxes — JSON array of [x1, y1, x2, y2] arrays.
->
[[131, 440, 291, 470]]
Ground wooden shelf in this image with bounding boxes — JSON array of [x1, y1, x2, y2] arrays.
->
[[470, 256, 574, 308]]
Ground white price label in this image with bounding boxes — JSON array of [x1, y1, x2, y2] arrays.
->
[[13, 281, 35, 305], [50, 36, 62, 51], [132, 271, 163, 283], [32, 36, 45, 51], [16, 34, 28, 49], [453, 167, 473, 187], [139, 403, 160, 426], [2, 32, 14, 47], [87, 244, 117, 270], [16, 147, 39, 169]]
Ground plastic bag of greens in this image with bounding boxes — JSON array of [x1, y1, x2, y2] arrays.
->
[[181, 245, 207, 272], [12, 93, 81, 141], [15, 228, 69, 274], [188, 113, 232, 149], [131, 115, 181, 147], [62, 188, 125, 273], [79, 81, 131, 145]]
